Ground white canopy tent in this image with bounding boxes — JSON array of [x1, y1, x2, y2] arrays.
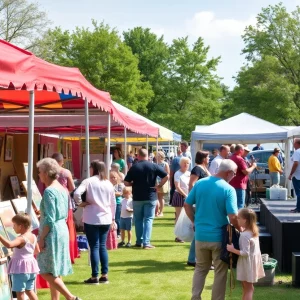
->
[[191, 113, 291, 192]]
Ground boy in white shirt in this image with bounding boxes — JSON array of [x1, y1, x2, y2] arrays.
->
[[118, 187, 133, 248]]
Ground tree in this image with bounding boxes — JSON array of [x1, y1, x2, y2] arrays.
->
[[35, 22, 153, 112], [123, 27, 169, 115], [224, 56, 298, 124], [0, 0, 50, 49], [234, 3, 300, 125], [155, 37, 224, 139]]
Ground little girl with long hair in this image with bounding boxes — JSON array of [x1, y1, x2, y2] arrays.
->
[[227, 208, 265, 300], [0, 213, 39, 300]]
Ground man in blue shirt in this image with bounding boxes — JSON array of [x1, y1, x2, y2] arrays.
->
[[252, 143, 264, 151], [184, 159, 240, 300]]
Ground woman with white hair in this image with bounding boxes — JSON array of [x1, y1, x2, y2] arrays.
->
[[36, 158, 81, 300], [172, 156, 191, 243], [51, 152, 78, 264]]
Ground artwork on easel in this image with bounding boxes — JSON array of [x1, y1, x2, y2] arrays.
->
[[0, 258, 13, 300], [11, 198, 39, 231], [9, 176, 21, 199], [0, 202, 17, 241], [0, 219, 12, 257], [4, 135, 13, 162], [22, 181, 42, 211]]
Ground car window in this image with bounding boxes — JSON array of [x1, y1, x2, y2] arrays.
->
[[247, 151, 272, 164]]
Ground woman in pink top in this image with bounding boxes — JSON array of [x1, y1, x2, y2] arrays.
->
[[74, 160, 116, 285], [52, 152, 79, 264], [0, 213, 40, 300]]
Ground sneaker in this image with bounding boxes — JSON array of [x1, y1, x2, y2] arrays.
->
[[84, 277, 99, 285], [99, 276, 109, 284], [118, 241, 125, 248], [133, 243, 143, 248], [175, 237, 184, 243], [143, 245, 155, 250], [125, 242, 132, 248]]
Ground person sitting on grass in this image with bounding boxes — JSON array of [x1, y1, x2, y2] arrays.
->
[[118, 187, 134, 248]]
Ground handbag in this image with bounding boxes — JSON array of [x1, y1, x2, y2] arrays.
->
[[220, 224, 240, 268]]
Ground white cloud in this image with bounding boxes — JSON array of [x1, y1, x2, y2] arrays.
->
[[186, 11, 256, 39]]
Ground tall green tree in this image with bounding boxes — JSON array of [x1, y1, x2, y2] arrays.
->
[[35, 22, 153, 112], [155, 37, 223, 139], [0, 0, 50, 49], [123, 27, 169, 115], [228, 3, 300, 125], [224, 56, 297, 124]]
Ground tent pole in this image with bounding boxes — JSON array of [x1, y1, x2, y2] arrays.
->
[[27, 91, 35, 215], [146, 135, 149, 154], [156, 137, 159, 161], [286, 138, 292, 197], [106, 113, 111, 178], [124, 127, 127, 174], [84, 98, 90, 179]]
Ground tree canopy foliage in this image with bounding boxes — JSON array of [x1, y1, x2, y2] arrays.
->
[[227, 3, 300, 125], [34, 24, 224, 139], [0, 0, 50, 49]]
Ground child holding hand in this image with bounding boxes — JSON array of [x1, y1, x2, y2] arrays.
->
[[0, 213, 39, 300], [118, 187, 133, 248], [227, 208, 265, 300]]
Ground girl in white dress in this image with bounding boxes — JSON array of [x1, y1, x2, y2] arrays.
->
[[227, 208, 265, 300]]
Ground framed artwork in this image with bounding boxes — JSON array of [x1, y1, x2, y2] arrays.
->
[[9, 176, 21, 199], [0, 258, 13, 300], [23, 163, 28, 181], [66, 142, 72, 159], [0, 202, 17, 241], [0, 137, 4, 158], [0, 219, 12, 257], [4, 135, 13, 162], [62, 140, 67, 158], [47, 143, 54, 157], [22, 181, 42, 211], [11, 198, 39, 231]]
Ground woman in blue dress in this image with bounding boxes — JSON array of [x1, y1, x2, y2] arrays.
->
[[37, 158, 81, 300]]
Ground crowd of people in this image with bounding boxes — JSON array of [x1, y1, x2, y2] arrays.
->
[[5, 140, 293, 300]]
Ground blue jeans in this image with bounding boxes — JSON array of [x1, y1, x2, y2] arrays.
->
[[84, 223, 110, 277], [188, 238, 196, 263], [133, 200, 157, 246], [292, 177, 300, 210], [270, 172, 280, 186], [115, 204, 121, 236], [235, 189, 245, 209]]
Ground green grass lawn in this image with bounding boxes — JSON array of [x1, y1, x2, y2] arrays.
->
[[38, 207, 299, 299]]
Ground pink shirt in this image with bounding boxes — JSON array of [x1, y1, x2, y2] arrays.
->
[[230, 154, 248, 190], [8, 235, 40, 274]]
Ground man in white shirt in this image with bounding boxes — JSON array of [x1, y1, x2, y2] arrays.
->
[[209, 145, 230, 175], [289, 139, 300, 213]]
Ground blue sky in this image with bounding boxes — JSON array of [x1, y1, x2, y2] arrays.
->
[[39, 0, 300, 88]]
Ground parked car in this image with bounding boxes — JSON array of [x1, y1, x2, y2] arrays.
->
[[246, 150, 285, 186]]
